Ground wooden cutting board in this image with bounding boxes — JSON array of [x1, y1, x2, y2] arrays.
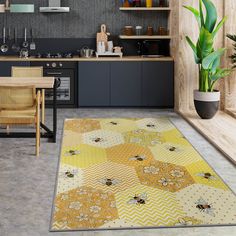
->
[[96, 24, 109, 49]]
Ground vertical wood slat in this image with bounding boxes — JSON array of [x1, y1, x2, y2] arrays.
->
[[224, 0, 236, 111]]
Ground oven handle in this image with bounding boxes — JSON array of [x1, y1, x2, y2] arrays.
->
[[46, 72, 63, 75]]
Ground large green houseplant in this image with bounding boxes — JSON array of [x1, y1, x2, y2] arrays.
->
[[184, 0, 231, 119]]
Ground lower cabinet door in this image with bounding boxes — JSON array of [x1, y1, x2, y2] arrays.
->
[[142, 61, 174, 107], [78, 62, 110, 106], [0, 62, 30, 76], [110, 62, 142, 106]]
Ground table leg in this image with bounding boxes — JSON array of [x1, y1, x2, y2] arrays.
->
[[53, 79, 57, 143]]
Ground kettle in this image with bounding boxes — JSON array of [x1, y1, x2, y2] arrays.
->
[[79, 46, 94, 58]]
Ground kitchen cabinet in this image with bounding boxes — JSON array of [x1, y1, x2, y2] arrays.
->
[[0, 62, 30, 76], [78, 61, 174, 107], [78, 62, 110, 106], [142, 61, 174, 107], [110, 62, 142, 106]]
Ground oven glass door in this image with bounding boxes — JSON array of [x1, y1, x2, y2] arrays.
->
[[44, 69, 75, 106]]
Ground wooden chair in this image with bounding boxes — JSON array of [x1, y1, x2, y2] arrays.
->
[[11, 67, 45, 124], [0, 86, 41, 156]]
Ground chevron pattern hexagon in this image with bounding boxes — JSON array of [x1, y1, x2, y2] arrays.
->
[[51, 118, 236, 231]]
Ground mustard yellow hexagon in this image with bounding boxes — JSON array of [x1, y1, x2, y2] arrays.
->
[[115, 184, 185, 226], [161, 129, 191, 146], [61, 144, 107, 169], [150, 142, 202, 166], [62, 130, 83, 147], [106, 143, 155, 167], [64, 119, 101, 133], [185, 160, 229, 191]]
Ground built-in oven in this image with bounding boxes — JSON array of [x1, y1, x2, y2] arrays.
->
[[30, 61, 77, 108]]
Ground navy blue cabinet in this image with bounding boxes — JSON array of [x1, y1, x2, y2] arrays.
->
[[78, 61, 174, 107], [142, 61, 174, 107], [78, 62, 110, 106], [0, 62, 30, 76], [111, 62, 142, 106]]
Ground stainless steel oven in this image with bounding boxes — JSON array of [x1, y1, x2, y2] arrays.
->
[[31, 61, 77, 108]]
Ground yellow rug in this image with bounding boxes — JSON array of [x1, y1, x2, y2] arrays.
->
[[51, 118, 236, 231]]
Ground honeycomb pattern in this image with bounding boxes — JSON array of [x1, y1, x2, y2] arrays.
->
[[51, 118, 236, 231]]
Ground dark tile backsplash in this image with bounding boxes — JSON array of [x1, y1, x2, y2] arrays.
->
[[0, 0, 168, 38]]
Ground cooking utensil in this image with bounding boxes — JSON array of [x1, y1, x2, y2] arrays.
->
[[22, 28, 29, 48], [96, 24, 109, 51], [79, 47, 94, 58], [12, 28, 20, 52], [30, 28, 36, 50], [1, 27, 9, 53], [20, 48, 29, 58]]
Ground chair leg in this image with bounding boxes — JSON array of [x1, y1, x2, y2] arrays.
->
[[41, 89, 45, 125]]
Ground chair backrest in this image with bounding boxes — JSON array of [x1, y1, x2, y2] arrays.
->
[[11, 67, 43, 78], [0, 86, 35, 110]]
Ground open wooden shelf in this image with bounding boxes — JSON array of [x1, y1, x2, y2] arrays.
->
[[119, 7, 171, 11], [179, 110, 236, 165], [119, 35, 171, 39]]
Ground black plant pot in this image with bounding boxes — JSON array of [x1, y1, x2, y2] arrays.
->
[[194, 90, 220, 119]]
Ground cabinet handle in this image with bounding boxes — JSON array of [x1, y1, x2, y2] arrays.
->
[[46, 72, 62, 75]]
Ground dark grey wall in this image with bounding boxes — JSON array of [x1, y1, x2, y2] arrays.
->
[[0, 0, 168, 38]]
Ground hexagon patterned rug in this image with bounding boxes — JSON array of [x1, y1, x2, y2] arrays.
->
[[50, 118, 236, 231]]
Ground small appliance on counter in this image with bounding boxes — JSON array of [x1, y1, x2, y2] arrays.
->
[[137, 40, 169, 57]]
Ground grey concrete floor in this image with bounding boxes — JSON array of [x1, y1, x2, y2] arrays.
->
[[0, 109, 236, 236]]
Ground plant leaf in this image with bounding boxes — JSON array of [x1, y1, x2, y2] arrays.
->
[[197, 27, 214, 59], [202, 48, 225, 69], [183, 6, 201, 28], [212, 17, 227, 38], [202, 0, 217, 33], [199, 0, 205, 27], [211, 68, 231, 81], [211, 56, 221, 74], [186, 36, 200, 63]]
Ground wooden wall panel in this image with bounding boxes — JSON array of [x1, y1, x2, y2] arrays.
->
[[224, 0, 236, 111]]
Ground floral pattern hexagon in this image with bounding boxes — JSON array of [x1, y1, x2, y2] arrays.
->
[[52, 187, 118, 230], [135, 160, 195, 192]]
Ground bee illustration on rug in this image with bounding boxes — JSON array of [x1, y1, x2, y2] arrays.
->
[[129, 155, 146, 162], [127, 193, 148, 205], [196, 172, 217, 181], [165, 144, 182, 153], [91, 137, 105, 143], [60, 169, 78, 179], [98, 178, 121, 186], [109, 121, 118, 126], [195, 198, 215, 217], [64, 150, 81, 156], [146, 123, 156, 128]]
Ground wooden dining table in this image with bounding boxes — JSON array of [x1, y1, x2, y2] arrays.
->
[[0, 77, 58, 143]]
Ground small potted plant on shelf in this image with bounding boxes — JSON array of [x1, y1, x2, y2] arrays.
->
[[227, 34, 236, 69], [184, 0, 231, 119]]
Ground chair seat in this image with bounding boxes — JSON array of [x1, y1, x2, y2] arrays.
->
[[0, 106, 36, 124]]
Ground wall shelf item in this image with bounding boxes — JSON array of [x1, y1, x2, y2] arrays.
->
[[119, 7, 171, 11], [10, 4, 34, 13], [119, 35, 171, 39]]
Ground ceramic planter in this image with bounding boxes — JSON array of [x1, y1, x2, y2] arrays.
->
[[194, 90, 220, 119]]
